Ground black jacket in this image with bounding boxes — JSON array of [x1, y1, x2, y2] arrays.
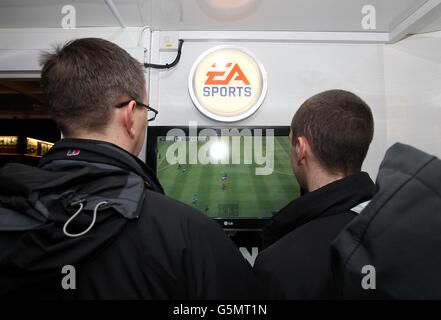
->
[[0, 139, 260, 299], [254, 172, 376, 299], [331, 143, 441, 299]]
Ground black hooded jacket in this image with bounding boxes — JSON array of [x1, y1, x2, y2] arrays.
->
[[254, 172, 376, 299], [0, 139, 260, 299], [331, 143, 441, 299]]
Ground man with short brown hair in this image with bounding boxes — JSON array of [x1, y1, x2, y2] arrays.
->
[[254, 89, 377, 299], [0, 38, 260, 299]]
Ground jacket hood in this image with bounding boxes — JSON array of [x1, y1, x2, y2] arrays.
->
[[0, 162, 144, 231], [376, 142, 439, 192], [331, 143, 441, 299], [0, 139, 160, 296]]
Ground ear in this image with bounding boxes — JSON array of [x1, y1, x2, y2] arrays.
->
[[123, 100, 137, 138], [296, 136, 308, 164]]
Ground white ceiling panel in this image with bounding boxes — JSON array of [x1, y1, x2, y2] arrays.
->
[[0, 0, 439, 36]]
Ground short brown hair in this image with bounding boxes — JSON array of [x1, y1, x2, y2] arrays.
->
[[291, 89, 374, 175], [40, 38, 145, 135]]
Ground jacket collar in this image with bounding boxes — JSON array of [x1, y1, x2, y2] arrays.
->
[[263, 171, 376, 248], [39, 138, 164, 194]]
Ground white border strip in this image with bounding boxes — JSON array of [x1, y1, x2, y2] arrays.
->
[[179, 31, 389, 43], [0, 48, 145, 76], [389, 0, 441, 43]]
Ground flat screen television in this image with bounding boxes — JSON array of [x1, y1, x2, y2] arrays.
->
[[147, 126, 300, 230]]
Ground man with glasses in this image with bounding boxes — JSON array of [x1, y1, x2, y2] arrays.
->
[[0, 38, 260, 299], [114, 100, 158, 122]]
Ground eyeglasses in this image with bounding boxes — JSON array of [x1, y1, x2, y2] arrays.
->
[[115, 100, 158, 121]]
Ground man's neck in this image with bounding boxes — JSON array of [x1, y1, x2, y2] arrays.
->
[[306, 170, 346, 192], [64, 132, 133, 155]]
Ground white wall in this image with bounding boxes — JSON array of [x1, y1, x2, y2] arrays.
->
[[384, 31, 441, 158], [0, 27, 148, 78], [150, 31, 388, 178]]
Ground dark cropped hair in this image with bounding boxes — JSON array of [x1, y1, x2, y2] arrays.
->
[[291, 89, 374, 175], [40, 37, 145, 135]]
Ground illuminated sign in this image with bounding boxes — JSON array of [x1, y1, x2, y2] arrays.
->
[[0, 136, 19, 155], [189, 46, 267, 122], [0, 136, 18, 147], [26, 138, 38, 156], [40, 141, 53, 155], [0, 136, 54, 157], [26, 138, 54, 157]]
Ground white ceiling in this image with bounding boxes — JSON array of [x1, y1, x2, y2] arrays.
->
[[0, 0, 440, 34]]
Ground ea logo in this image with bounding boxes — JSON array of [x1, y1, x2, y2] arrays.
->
[[205, 62, 250, 86], [189, 46, 267, 122]]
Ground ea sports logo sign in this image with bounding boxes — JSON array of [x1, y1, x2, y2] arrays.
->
[[189, 46, 267, 122]]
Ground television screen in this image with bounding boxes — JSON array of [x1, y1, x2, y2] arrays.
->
[[154, 129, 300, 221]]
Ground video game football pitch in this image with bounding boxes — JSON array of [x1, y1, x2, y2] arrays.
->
[[157, 136, 299, 218]]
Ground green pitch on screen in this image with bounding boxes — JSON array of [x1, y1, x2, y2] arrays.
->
[[157, 136, 300, 218]]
